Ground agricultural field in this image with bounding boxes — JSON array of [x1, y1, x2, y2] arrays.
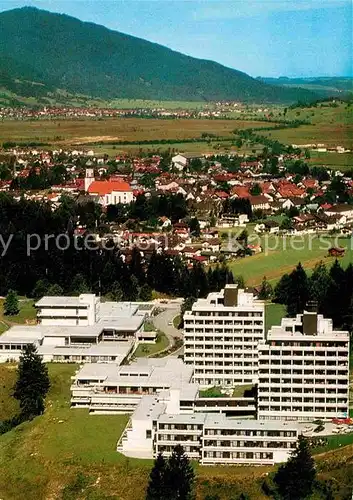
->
[[261, 103, 353, 149], [229, 234, 353, 286], [1, 362, 353, 499], [307, 151, 353, 170], [0, 118, 278, 147]]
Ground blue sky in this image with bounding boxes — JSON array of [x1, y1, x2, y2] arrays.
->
[[0, 0, 351, 77]]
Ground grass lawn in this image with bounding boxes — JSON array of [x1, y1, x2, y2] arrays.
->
[[0, 298, 37, 327], [0, 362, 273, 500], [0, 321, 9, 334], [265, 303, 286, 335], [229, 235, 353, 286], [173, 314, 181, 329], [232, 385, 254, 397], [312, 432, 353, 455], [1, 363, 353, 499], [0, 364, 19, 420], [133, 332, 169, 357]]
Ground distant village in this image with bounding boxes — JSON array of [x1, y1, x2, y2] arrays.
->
[[0, 142, 352, 266]]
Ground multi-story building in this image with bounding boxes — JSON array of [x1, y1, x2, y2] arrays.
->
[[117, 386, 299, 465], [184, 285, 265, 387], [71, 358, 256, 416], [258, 311, 350, 421], [35, 294, 99, 326], [0, 295, 149, 363]]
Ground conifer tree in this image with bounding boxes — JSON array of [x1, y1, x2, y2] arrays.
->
[[286, 263, 309, 317], [146, 453, 168, 500], [13, 344, 50, 420], [258, 276, 273, 300], [4, 289, 19, 316], [167, 445, 195, 500], [274, 435, 316, 500]]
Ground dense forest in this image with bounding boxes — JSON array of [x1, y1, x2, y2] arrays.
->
[[274, 261, 353, 332], [0, 194, 234, 299]]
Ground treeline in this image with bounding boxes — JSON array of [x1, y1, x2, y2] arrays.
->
[[273, 260, 353, 332], [222, 198, 253, 218], [0, 195, 235, 298], [107, 193, 188, 224]]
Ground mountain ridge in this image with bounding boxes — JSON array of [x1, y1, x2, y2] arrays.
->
[[0, 6, 320, 104]]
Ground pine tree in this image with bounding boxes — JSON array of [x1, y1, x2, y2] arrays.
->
[[258, 276, 273, 300], [31, 279, 50, 299], [167, 445, 195, 500], [308, 262, 331, 308], [13, 344, 50, 420], [70, 273, 90, 295], [146, 453, 168, 500], [286, 263, 309, 317], [139, 283, 153, 301], [273, 273, 291, 304], [107, 281, 124, 302], [4, 289, 19, 316], [274, 435, 316, 500], [46, 283, 64, 296]]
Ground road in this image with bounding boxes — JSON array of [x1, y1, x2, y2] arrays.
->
[[152, 304, 184, 356]]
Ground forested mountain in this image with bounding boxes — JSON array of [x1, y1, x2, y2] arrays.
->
[[0, 7, 319, 104]]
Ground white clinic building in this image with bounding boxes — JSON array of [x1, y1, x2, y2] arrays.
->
[[35, 294, 99, 326], [258, 311, 350, 421], [116, 375, 299, 465], [183, 285, 265, 387], [0, 294, 149, 363]]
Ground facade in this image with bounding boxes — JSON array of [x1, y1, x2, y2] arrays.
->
[[117, 384, 299, 465], [184, 285, 265, 387], [71, 358, 196, 414], [0, 295, 148, 363], [258, 311, 350, 421], [36, 294, 99, 326], [70, 357, 256, 416]]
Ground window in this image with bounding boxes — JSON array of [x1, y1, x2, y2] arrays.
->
[[146, 430, 152, 439]]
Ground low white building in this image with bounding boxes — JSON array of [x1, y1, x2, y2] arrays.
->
[[258, 311, 350, 421], [0, 295, 148, 363], [36, 294, 99, 326], [71, 358, 195, 413], [117, 385, 299, 465]]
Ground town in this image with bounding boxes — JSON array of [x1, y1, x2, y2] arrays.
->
[[0, 2, 352, 499]]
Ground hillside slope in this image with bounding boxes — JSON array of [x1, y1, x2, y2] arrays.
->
[[0, 7, 319, 104]]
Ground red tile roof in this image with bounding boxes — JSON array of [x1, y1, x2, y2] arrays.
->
[[88, 180, 132, 195]]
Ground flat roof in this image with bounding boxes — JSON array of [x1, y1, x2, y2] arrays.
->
[[99, 302, 139, 319], [97, 316, 144, 331], [204, 414, 299, 431], [74, 358, 194, 388], [35, 296, 85, 307], [0, 324, 104, 339], [38, 341, 133, 363], [158, 413, 207, 425], [132, 396, 166, 421], [73, 363, 118, 380]]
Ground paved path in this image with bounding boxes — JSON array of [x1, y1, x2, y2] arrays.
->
[[152, 304, 184, 357]]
